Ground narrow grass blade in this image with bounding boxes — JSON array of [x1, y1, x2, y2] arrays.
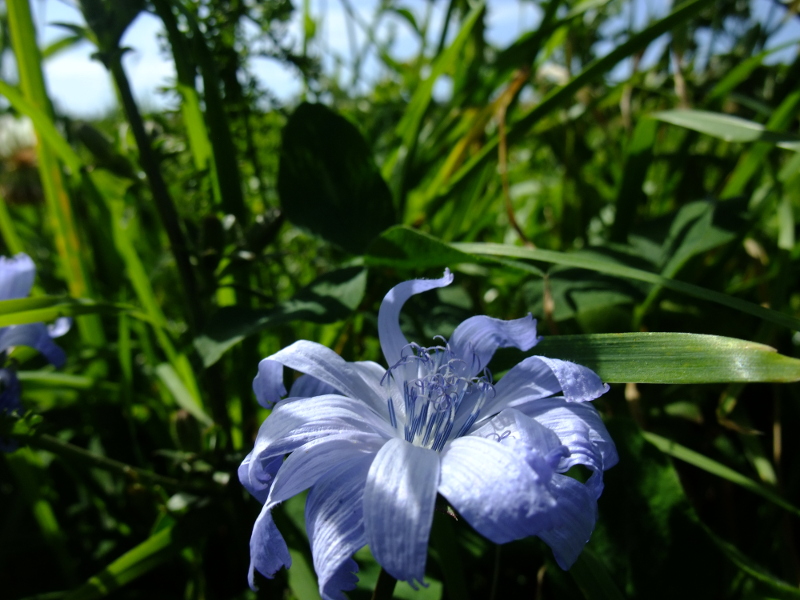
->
[[455, 242, 800, 332], [643, 432, 800, 518], [432, 0, 714, 202], [155, 363, 213, 426], [570, 548, 626, 600], [700, 523, 800, 598], [652, 110, 800, 151], [0, 296, 126, 327], [4, 0, 104, 346], [63, 526, 180, 600], [0, 192, 25, 254], [534, 332, 800, 383]]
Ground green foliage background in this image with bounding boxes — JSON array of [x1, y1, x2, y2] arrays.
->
[[1, 0, 800, 598]]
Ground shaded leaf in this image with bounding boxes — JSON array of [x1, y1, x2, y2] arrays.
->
[[643, 432, 800, 517], [278, 103, 395, 253]]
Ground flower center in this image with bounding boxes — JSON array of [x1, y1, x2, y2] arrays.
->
[[382, 342, 494, 451]]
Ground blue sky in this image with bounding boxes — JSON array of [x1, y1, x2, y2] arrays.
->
[[7, 0, 800, 117]]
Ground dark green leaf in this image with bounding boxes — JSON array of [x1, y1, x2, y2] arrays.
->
[[278, 103, 396, 253], [366, 225, 475, 269]]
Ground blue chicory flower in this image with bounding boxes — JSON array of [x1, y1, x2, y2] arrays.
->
[[239, 269, 617, 599], [0, 253, 70, 416]]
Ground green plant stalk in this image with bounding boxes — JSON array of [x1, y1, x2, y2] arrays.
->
[[150, 0, 216, 176], [104, 52, 203, 334], [0, 193, 25, 254], [5, 0, 105, 346], [170, 1, 248, 224], [370, 568, 398, 600], [15, 431, 222, 495]]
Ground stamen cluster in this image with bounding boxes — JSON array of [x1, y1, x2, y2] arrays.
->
[[382, 342, 495, 451]]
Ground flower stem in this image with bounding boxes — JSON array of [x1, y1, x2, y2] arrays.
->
[[371, 567, 398, 600]]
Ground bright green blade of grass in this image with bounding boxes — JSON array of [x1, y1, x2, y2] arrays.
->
[[383, 1, 485, 203], [0, 296, 127, 327], [0, 192, 25, 255], [425, 0, 715, 206], [4, 0, 104, 346], [535, 332, 800, 383], [63, 525, 181, 600], [652, 110, 800, 151]]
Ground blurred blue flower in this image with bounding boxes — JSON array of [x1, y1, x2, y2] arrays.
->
[[0, 253, 70, 417], [240, 269, 617, 599]]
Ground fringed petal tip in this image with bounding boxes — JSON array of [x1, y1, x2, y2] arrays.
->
[[0, 253, 35, 301], [248, 505, 292, 590], [253, 359, 287, 408]]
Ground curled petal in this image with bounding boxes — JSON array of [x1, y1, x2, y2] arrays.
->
[[439, 436, 557, 544], [239, 453, 283, 504], [486, 356, 608, 418], [0, 323, 66, 367], [449, 314, 540, 376], [48, 317, 71, 338], [364, 438, 440, 585], [253, 359, 285, 408], [0, 254, 35, 301], [481, 356, 562, 416], [378, 269, 453, 368], [518, 397, 618, 498], [248, 502, 292, 589], [306, 454, 374, 600], [253, 341, 388, 417], [535, 356, 609, 403], [289, 374, 340, 398], [537, 474, 597, 569]]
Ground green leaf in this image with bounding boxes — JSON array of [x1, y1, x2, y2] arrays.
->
[[643, 432, 800, 517], [154, 364, 213, 426], [42, 34, 84, 60], [63, 525, 181, 600], [652, 109, 800, 151], [0, 297, 125, 328], [570, 548, 626, 600], [278, 103, 396, 253], [700, 524, 800, 599], [366, 225, 475, 269], [590, 419, 728, 598], [195, 267, 367, 366], [534, 333, 800, 383], [454, 242, 800, 332]]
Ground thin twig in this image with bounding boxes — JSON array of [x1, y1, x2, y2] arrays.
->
[[496, 67, 534, 247], [17, 432, 224, 495]]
